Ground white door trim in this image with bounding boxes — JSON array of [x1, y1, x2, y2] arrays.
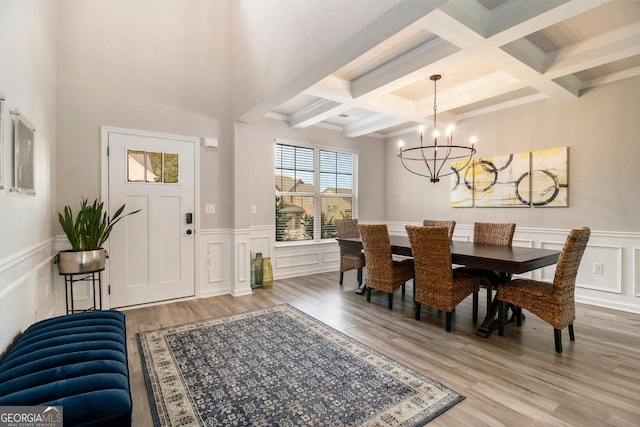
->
[[100, 126, 201, 308]]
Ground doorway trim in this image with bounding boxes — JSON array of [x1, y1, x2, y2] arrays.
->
[[100, 125, 201, 309]]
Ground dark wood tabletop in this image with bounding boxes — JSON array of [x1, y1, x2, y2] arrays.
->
[[337, 235, 561, 275]]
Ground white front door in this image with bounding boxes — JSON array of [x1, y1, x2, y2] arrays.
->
[[106, 128, 196, 307]]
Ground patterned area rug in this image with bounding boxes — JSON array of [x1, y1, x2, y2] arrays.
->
[[137, 304, 464, 426]]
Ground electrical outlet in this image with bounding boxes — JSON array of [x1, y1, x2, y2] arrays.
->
[[251, 205, 257, 214], [593, 263, 604, 275]]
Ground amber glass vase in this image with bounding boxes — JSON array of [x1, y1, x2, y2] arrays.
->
[[262, 257, 273, 288]]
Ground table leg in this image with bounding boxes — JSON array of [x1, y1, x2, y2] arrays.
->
[[476, 296, 500, 337]]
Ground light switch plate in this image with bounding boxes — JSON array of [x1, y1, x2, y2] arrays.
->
[[205, 204, 215, 214]]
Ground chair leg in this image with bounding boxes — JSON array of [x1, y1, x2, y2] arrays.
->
[[339, 272, 344, 285], [498, 301, 505, 336], [402, 282, 406, 296], [554, 328, 563, 353], [366, 287, 372, 302], [568, 324, 575, 341], [357, 268, 363, 285], [445, 312, 452, 332], [415, 302, 421, 320], [472, 291, 478, 323], [516, 306, 522, 326], [388, 293, 393, 310]]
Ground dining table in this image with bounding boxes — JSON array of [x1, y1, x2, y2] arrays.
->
[[336, 235, 561, 337]]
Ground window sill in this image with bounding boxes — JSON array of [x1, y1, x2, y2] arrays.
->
[[274, 239, 338, 249]]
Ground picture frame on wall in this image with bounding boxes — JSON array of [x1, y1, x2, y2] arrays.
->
[[0, 94, 5, 190], [10, 108, 36, 196]]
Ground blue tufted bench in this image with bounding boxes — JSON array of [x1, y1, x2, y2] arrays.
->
[[0, 310, 132, 426]]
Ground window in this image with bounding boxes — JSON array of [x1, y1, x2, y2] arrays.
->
[[275, 142, 355, 242], [127, 150, 178, 183]]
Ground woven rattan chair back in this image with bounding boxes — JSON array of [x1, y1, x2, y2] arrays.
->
[[423, 219, 456, 240], [473, 222, 516, 246], [407, 226, 454, 293], [358, 224, 394, 283], [336, 219, 360, 239], [553, 226, 591, 306]]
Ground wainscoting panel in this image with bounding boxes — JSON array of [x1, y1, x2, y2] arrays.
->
[[0, 239, 57, 351], [199, 230, 232, 298], [197, 224, 639, 313]]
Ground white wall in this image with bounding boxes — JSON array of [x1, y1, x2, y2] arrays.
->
[[0, 0, 59, 350]]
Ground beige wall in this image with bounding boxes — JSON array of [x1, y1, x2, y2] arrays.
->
[[56, 0, 232, 228], [384, 75, 640, 233]]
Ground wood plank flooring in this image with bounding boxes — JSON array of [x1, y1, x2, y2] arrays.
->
[[124, 271, 640, 426]]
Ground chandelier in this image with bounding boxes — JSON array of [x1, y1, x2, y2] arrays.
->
[[397, 74, 476, 183]]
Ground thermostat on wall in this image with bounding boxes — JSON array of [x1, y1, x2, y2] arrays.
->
[[203, 137, 218, 148]]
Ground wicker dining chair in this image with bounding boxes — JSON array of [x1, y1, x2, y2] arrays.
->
[[406, 225, 480, 332], [496, 227, 590, 353], [335, 219, 366, 286], [358, 224, 414, 310], [405, 225, 481, 332], [463, 222, 517, 313], [423, 219, 456, 240]]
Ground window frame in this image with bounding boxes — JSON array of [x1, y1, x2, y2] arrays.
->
[[275, 138, 358, 245]]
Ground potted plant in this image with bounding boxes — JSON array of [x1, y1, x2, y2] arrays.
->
[[56, 198, 140, 274]]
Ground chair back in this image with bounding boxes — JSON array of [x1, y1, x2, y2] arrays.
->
[[474, 222, 516, 246], [423, 219, 456, 240], [554, 227, 591, 292], [336, 219, 359, 238], [406, 226, 453, 288], [358, 224, 394, 282]]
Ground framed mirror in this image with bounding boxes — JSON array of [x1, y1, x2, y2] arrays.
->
[[0, 95, 5, 190], [10, 109, 36, 195]]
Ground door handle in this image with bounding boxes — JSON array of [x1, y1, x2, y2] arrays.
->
[[186, 229, 193, 235]]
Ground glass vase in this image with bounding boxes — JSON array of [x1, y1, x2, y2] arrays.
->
[[262, 257, 273, 288]]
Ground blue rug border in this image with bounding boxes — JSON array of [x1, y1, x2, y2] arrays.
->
[[136, 303, 465, 426]]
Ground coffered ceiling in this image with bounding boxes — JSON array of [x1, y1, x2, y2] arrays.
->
[[265, 0, 640, 139]]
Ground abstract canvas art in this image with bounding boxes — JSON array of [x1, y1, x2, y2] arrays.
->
[[474, 152, 531, 207], [450, 159, 474, 207], [530, 146, 568, 207], [451, 147, 568, 208]]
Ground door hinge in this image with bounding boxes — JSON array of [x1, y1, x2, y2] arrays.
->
[[108, 285, 111, 295]]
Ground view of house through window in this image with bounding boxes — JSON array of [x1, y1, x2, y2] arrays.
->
[[127, 150, 178, 183], [276, 142, 355, 242]]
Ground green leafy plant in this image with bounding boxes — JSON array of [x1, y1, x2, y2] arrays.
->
[[58, 198, 141, 251]]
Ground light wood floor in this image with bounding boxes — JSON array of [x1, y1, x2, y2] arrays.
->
[[124, 271, 640, 426]]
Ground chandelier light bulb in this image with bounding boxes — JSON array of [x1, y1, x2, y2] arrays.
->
[[433, 129, 440, 138], [470, 136, 477, 146], [446, 124, 455, 136]]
